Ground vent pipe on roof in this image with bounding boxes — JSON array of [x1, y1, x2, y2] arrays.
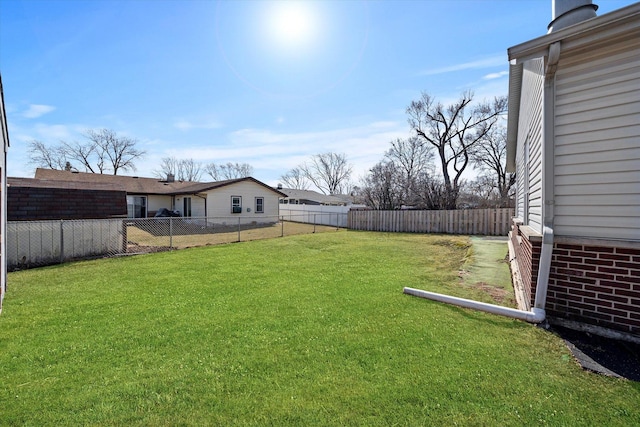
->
[[548, 0, 598, 33]]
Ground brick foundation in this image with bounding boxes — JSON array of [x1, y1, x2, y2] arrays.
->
[[509, 220, 542, 310], [512, 219, 640, 336]]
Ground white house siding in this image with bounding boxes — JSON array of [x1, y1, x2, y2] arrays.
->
[[554, 35, 640, 240], [204, 180, 280, 219], [516, 58, 545, 234], [147, 195, 174, 216]]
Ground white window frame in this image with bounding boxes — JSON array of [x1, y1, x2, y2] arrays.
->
[[255, 197, 264, 214], [231, 196, 242, 214]]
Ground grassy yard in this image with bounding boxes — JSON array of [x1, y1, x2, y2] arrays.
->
[[1, 231, 638, 426]]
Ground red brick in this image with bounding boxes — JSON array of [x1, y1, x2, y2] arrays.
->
[[600, 280, 632, 290], [624, 276, 640, 285], [594, 306, 625, 316], [569, 263, 597, 272], [613, 303, 640, 314], [599, 266, 631, 275], [615, 289, 640, 298], [598, 293, 629, 303], [616, 247, 640, 256], [585, 245, 615, 253], [585, 284, 614, 294], [614, 317, 640, 327], [584, 297, 612, 307], [569, 251, 599, 259], [557, 244, 583, 251], [599, 253, 632, 261]]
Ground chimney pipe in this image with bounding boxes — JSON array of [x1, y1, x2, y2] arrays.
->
[[548, 0, 598, 33]]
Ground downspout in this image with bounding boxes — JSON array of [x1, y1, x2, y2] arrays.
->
[[404, 43, 560, 325], [534, 41, 561, 313]]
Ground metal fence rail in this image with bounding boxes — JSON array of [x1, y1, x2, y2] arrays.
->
[[7, 215, 342, 270]]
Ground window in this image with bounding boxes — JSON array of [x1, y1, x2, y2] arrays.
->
[[183, 197, 192, 217], [255, 197, 264, 213], [127, 195, 147, 218], [231, 196, 242, 214]]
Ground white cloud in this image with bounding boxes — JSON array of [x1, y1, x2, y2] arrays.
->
[[483, 70, 509, 80], [420, 54, 506, 76], [162, 121, 410, 184], [23, 104, 56, 119]]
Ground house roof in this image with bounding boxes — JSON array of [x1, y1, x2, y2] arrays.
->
[[278, 188, 349, 205], [8, 177, 125, 192], [32, 168, 287, 197]]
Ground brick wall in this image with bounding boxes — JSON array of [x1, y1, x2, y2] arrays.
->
[[8, 186, 127, 220], [510, 220, 542, 310], [547, 240, 640, 335], [513, 215, 640, 336]]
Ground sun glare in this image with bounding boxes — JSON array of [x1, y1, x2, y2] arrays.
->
[[265, 1, 318, 51]]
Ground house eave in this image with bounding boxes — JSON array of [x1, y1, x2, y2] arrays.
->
[[508, 2, 640, 63], [506, 62, 523, 173]]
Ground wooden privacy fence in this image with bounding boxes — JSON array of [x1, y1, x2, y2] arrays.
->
[[347, 208, 514, 236]]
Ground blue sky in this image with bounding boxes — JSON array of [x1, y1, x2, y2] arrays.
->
[[1, 0, 635, 186]]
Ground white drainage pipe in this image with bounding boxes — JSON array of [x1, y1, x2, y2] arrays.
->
[[403, 287, 546, 324]]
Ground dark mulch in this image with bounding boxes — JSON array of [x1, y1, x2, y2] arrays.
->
[[550, 324, 640, 382]]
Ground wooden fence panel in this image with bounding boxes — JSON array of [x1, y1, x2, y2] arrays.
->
[[347, 208, 514, 236]]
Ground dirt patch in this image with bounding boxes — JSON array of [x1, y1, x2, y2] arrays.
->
[[474, 281, 511, 304]]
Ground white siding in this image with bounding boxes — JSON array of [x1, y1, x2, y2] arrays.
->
[[516, 58, 545, 233], [147, 195, 173, 215], [204, 181, 280, 219], [554, 35, 640, 240]]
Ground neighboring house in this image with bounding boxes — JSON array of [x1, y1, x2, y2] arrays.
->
[[0, 74, 8, 313], [506, 1, 640, 337], [278, 187, 352, 206], [7, 178, 127, 220], [33, 169, 286, 219]]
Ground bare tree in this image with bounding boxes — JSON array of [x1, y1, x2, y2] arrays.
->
[[280, 167, 310, 190], [361, 160, 404, 210], [61, 139, 104, 173], [407, 91, 507, 209], [178, 158, 203, 181], [28, 140, 70, 170], [204, 163, 221, 181], [385, 136, 435, 205], [205, 162, 253, 180], [300, 152, 352, 195], [86, 129, 145, 175], [470, 123, 515, 207], [27, 129, 145, 175], [154, 156, 180, 179]]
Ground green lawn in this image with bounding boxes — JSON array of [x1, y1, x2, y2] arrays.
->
[[1, 231, 638, 426]]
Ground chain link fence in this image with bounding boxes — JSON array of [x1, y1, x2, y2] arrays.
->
[[7, 213, 346, 271]]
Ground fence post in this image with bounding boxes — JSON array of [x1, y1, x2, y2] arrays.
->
[[59, 219, 64, 264], [237, 217, 241, 242], [281, 216, 284, 237], [169, 217, 173, 250], [313, 214, 317, 233]]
